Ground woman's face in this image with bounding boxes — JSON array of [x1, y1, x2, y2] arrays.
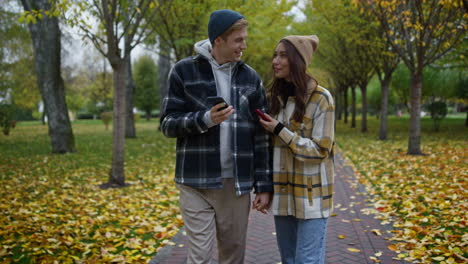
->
[[272, 42, 290, 80]]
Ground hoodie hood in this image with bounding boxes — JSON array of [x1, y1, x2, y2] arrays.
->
[[194, 39, 214, 61], [194, 39, 238, 69]]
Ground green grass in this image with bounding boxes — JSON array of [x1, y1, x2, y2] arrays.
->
[[337, 115, 466, 142], [1, 119, 171, 164]]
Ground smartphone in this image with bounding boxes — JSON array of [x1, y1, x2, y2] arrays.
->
[[206, 96, 229, 111], [255, 109, 270, 121]]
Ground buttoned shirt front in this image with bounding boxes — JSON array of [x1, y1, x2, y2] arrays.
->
[[271, 82, 335, 219]]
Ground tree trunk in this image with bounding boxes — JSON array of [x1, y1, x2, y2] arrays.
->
[[125, 54, 136, 138], [158, 40, 171, 113], [379, 77, 391, 140], [408, 71, 423, 155], [21, 0, 75, 153], [465, 111, 468, 127], [146, 110, 151, 121], [351, 86, 356, 128], [41, 104, 47, 125], [106, 61, 127, 187], [336, 89, 342, 121], [344, 88, 348, 124], [360, 84, 368, 133]]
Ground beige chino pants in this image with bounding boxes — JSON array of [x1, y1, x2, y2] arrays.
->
[[177, 179, 250, 264]]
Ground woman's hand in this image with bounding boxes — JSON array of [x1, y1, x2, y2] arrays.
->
[[252, 192, 272, 214], [259, 113, 279, 133]]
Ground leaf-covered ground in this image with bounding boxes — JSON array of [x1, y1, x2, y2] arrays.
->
[[0, 120, 182, 263], [336, 117, 467, 264], [2, 117, 467, 263]]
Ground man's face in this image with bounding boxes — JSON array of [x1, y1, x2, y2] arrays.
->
[[215, 27, 247, 63]]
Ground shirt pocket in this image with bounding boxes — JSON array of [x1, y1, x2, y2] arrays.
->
[[237, 88, 259, 120], [289, 117, 313, 138], [185, 81, 217, 111]]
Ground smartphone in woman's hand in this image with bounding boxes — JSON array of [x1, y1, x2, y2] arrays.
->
[[255, 109, 270, 121]]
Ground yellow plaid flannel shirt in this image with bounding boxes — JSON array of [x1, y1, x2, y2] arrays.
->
[[271, 83, 335, 219]]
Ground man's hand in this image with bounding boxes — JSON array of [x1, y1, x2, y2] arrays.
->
[[252, 192, 272, 214], [259, 113, 279, 133], [210, 103, 234, 124]]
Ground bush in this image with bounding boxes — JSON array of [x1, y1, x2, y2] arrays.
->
[[134, 113, 141, 122], [77, 113, 95, 120], [14, 108, 35, 121], [427, 101, 447, 131], [0, 104, 15, 135], [100, 111, 112, 130]]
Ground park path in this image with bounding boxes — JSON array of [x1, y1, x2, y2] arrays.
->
[[150, 151, 408, 264]]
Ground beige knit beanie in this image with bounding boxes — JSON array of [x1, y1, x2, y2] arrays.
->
[[281, 35, 319, 66]]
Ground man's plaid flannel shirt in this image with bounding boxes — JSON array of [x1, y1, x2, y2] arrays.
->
[[160, 54, 273, 196]]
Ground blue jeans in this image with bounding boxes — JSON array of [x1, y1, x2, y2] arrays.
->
[[274, 216, 328, 264]]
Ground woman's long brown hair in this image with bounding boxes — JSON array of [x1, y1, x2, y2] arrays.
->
[[268, 39, 317, 123]]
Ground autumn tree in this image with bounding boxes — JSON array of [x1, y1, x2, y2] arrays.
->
[[231, 0, 295, 79], [0, 4, 40, 116], [302, 0, 377, 132], [64, 0, 165, 187], [62, 57, 114, 118], [81, 52, 114, 116], [373, 30, 400, 140], [133, 55, 159, 120], [20, 0, 76, 153], [432, 40, 467, 126], [149, 0, 295, 80], [149, 0, 212, 62], [354, 0, 467, 154]]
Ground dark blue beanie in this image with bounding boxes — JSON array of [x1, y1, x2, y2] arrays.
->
[[208, 9, 244, 43]]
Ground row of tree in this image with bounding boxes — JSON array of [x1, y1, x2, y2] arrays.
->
[[1, 0, 466, 186], [296, 0, 466, 154], [2, 0, 296, 187]]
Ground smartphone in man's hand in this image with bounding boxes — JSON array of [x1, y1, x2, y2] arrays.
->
[[207, 96, 229, 111], [255, 109, 270, 121]]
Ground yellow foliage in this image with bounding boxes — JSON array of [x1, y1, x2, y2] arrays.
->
[[0, 122, 181, 263], [337, 119, 467, 263]]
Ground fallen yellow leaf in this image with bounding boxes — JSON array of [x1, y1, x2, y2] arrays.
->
[[388, 244, 398, 251]]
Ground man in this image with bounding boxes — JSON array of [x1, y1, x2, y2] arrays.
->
[[160, 9, 273, 264]]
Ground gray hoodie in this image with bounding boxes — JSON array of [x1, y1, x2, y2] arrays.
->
[[194, 39, 236, 179]]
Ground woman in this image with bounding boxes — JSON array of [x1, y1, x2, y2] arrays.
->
[[257, 35, 335, 264]]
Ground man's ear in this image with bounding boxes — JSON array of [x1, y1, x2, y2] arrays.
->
[[214, 36, 224, 47]]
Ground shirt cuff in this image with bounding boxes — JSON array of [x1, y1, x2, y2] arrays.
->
[[273, 122, 285, 135], [278, 126, 295, 145], [203, 110, 216, 128]]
